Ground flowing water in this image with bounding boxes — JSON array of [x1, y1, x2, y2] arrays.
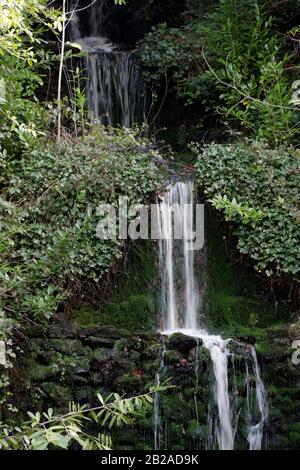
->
[[86, 51, 147, 127], [246, 347, 269, 450], [67, 0, 147, 126], [157, 180, 268, 450], [67, 1, 268, 451]]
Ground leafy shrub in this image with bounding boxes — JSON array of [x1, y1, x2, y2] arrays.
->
[[0, 388, 163, 450], [195, 142, 300, 281], [203, 0, 297, 145], [139, 22, 210, 104], [0, 1, 61, 157], [139, 0, 299, 144], [0, 125, 164, 404], [0, 127, 163, 326]]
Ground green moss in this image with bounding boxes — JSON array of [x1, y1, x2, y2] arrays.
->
[[288, 432, 300, 448], [99, 294, 156, 331], [70, 241, 158, 331], [164, 350, 183, 365], [116, 373, 144, 393], [287, 423, 300, 433], [206, 216, 285, 331], [28, 364, 59, 382], [46, 339, 86, 355], [41, 382, 73, 405], [69, 307, 100, 327]]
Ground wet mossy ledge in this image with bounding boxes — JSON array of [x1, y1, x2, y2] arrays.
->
[[19, 323, 300, 450], [205, 215, 289, 333], [69, 240, 159, 332]]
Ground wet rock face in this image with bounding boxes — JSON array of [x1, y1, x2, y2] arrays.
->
[[18, 321, 300, 450], [21, 324, 162, 411], [166, 333, 199, 355]]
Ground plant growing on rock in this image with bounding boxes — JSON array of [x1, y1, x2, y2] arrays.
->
[[139, 0, 299, 144], [196, 142, 300, 285], [0, 126, 164, 407]]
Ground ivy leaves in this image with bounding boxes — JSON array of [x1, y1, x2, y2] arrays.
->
[[209, 194, 264, 225], [196, 142, 300, 282]]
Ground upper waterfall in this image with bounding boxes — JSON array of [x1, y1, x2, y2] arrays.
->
[[67, 0, 148, 127]]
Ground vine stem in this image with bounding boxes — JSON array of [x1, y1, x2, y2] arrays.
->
[[57, 0, 66, 142], [201, 47, 298, 112]]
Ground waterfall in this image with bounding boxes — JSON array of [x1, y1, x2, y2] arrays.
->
[[157, 181, 267, 450], [246, 347, 269, 450], [86, 51, 146, 127], [67, 1, 268, 452], [67, 0, 147, 127]]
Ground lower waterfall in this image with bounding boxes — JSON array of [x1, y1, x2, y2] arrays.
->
[[156, 180, 268, 450]]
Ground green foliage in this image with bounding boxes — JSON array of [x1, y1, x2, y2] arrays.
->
[[0, 127, 163, 404], [209, 194, 264, 225], [0, 0, 60, 60], [0, 127, 163, 324], [139, 22, 206, 103], [139, 0, 299, 144], [0, 1, 60, 156], [196, 142, 300, 281], [0, 387, 166, 450], [205, 1, 297, 144]]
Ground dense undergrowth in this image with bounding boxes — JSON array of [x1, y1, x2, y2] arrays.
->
[[0, 0, 299, 450], [0, 127, 163, 405], [140, 0, 300, 145], [0, 0, 166, 449], [196, 142, 300, 286]]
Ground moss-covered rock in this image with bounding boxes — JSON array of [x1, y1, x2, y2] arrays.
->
[[40, 382, 73, 406], [46, 339, 86, 356], [28, 364, 59, 382], [83, 336, 116, 348], [166, 333, 198, 354]]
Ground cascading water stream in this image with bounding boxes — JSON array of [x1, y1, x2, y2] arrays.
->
[[246, 347, 269, 450], [67, 0, 147, 126], [67, 1, 268, 451], [157, 180, 268, 450], [86, 51, 146, 127]]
